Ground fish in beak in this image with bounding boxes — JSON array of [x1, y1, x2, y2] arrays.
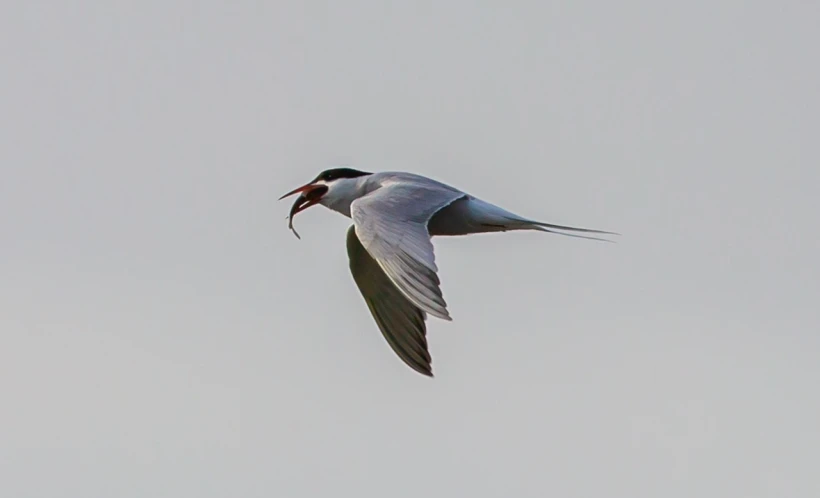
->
[[279, 183, 328, 239]]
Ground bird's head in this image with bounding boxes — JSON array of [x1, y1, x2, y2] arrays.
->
[[279, 167, 372, 238]]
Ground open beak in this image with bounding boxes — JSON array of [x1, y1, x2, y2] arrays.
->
[[279, 182, 319, 201], [279, 183, 328, 239]]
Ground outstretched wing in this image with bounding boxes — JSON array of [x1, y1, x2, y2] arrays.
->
[[346, 226, 433, 376], [350, 181, 465, 320]]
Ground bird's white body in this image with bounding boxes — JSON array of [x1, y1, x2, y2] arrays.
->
[[282, 169, 615, 376], [318, 171, 534, 236]]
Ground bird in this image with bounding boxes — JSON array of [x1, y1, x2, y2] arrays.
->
[[280, 168, 617, 377]]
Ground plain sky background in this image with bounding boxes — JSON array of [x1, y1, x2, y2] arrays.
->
[[2, 1, 819, 497]]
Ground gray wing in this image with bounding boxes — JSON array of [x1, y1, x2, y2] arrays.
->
[[350, 181, 466, 320], [346, 225, 433, 377]]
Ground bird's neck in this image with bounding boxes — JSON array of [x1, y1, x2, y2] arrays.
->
[[319, 175, 378, 218]]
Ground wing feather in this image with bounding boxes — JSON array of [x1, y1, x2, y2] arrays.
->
[[346, 226, 433, 376], [350, 182, 465, 320]]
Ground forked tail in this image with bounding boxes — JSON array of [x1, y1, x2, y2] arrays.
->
[[507, 217, 620, 242]]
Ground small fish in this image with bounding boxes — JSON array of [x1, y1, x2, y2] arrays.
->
[[286, 185, 327, 240], [287, 195, 307, 239]]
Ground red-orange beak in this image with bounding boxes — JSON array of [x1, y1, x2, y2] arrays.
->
[[280, 183, 328, 239], [279, 182, 319, 201]]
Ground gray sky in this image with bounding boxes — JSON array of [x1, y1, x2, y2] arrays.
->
[[2, 1, 819, 497]]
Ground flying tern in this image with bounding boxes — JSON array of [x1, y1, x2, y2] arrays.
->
[[280, 168, 616, 377]]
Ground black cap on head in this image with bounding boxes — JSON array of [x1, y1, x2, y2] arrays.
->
[[312, 167, 371, 183]]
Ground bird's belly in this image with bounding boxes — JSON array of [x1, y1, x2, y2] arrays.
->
[[427, 197, 517, 236]]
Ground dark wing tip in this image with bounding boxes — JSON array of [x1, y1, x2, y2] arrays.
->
[[410, 358, 435, 377]]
